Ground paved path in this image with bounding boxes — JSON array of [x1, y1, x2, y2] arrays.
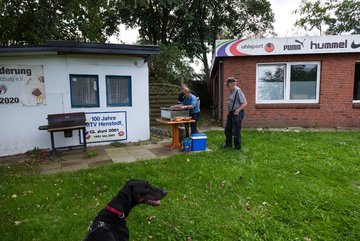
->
[[40, 139, 182, 174], [0, 126, 222, 174], [40, 126, 223, 175]]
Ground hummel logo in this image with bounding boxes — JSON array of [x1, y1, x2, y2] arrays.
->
[[351, 41, 360, 49]]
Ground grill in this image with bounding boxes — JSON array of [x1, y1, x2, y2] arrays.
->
[[47, 112, 86, 130], [160, 107, 189, 120], [39, 112, 87, 152]]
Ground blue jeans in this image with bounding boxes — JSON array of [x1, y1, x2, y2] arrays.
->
[[225, 110, 244, 149], [185, 112, 200, 137]]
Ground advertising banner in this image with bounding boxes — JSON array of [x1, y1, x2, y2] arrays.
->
[[0, 65, 45, 106], [84, 111, 127, 143], [216, 34, 360, 57]]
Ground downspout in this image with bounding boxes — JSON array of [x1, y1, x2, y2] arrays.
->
[[218, 60, 223, 123]]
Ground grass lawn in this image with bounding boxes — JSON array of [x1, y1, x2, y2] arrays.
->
[[0, 130, 359, 241]]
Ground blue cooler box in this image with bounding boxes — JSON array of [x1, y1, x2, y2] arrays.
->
[[191, 133, 207, 151]]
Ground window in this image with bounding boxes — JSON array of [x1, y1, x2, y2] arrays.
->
[[70, 75, 99, 108], [256, 62, 320, 104], [353, 62, 360, 101], [106, 76, 132, 106], [257, 64, 285, 101]]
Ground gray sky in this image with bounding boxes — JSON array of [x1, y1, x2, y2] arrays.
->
[[270, 0, 304, 37]]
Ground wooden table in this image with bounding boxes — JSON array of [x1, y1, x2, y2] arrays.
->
[[156, 118, 195, 149]]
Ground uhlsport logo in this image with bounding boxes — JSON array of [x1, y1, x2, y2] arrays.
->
[[264, 43, 275, 53], [0, 84, 7, 95]]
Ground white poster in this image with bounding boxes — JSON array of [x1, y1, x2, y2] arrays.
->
[[84, 112, 127, 143], [0, 65, 45, 106]]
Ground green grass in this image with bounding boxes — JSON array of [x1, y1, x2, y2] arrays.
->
[[1, 130, 359, 240]]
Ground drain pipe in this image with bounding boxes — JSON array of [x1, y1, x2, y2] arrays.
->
[[218, 60, 223, 122]]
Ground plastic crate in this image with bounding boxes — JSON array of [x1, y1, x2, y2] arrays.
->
[[191, 133, 207, 151]]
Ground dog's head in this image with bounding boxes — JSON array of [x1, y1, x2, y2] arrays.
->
[[122, 179, 167, 206]]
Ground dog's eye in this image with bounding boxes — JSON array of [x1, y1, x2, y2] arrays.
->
[[145, 185, 149, 189]]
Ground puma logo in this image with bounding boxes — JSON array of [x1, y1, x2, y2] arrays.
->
[[295, 39, 306, 47]]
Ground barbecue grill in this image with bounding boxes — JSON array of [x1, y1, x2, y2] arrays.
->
[[160, 107, 189, 120], [39, 112, 87, 152]]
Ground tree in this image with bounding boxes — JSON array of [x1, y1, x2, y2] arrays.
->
[[177, 0, 275, 83], [295, 0, 360, 35], [148, 43, 197, 85], [0, 0, 120, 45], [117, 0, 274, 82]]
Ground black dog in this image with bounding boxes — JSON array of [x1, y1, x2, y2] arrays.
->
[[83, 179, 167, 241]]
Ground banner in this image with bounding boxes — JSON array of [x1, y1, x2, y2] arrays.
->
[[216, 34, 360, 57], [0, 65, 45, 106], [84, 111, 127, 143]]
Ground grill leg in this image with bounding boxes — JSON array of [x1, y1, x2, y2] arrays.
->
[[50, 131, 55, 153], [82, 127, 87, 151]]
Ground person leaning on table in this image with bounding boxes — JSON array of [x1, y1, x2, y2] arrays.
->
[[224, 77, 247, 150], [178, 83, 200, 108], [171, 87, 200, 136]]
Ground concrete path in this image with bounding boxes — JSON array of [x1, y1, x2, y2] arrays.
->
[[40, 139, 183, 174], [13, 125, 218, 175]]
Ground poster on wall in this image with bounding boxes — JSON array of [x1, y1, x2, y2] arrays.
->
[[0, 65, 45, 106], [83, 111, 127, 143]]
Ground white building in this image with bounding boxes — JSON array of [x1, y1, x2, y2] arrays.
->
[[0, 40, 159, 157]]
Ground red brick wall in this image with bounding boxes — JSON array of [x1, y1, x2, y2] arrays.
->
[[221, 53, 360, 128]]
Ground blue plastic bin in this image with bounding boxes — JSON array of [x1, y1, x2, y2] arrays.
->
[[182, 138, 192, 152], [191, 133, 207, 151]]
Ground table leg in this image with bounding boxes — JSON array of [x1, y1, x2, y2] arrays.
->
[[170, 123, 181, 149], [171, 124, 181, 149]]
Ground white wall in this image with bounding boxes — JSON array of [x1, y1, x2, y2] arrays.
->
[[0, 54, 150, 156]]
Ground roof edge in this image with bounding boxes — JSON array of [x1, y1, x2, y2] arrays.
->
[[0, 40, 160, 57]]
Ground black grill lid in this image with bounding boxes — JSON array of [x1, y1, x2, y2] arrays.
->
[[47, 112, 86, 128]]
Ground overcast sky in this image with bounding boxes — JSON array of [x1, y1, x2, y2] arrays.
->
[[113, 0, 313, 44], [270, 0, 306, 37], [271, 0, 300, 36]]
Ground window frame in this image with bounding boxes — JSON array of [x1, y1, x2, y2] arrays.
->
[[105, 75, 132, 107], [70, 74, 100, 108], [353, 61, 360, 103], [256, 62, 321, 104]]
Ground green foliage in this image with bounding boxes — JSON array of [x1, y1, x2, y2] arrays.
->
[[118, 0, 274, 82], [1, 130, 360, 240], [330, 0, 360, 34], [0, 0, 275, 87], [149, 44, 196, 85], [295, 0, 360, 35], [0, 0, 120, 45]]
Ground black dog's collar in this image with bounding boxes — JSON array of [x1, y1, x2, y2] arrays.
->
[[106, 205, 125, 219]]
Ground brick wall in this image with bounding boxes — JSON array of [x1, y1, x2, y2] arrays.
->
[[221, 53, 360, 128]]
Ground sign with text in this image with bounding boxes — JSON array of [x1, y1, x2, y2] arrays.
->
[[84, 112, 127, 143], [0, 65, 45, 106], [216, 34, 360, 57]]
